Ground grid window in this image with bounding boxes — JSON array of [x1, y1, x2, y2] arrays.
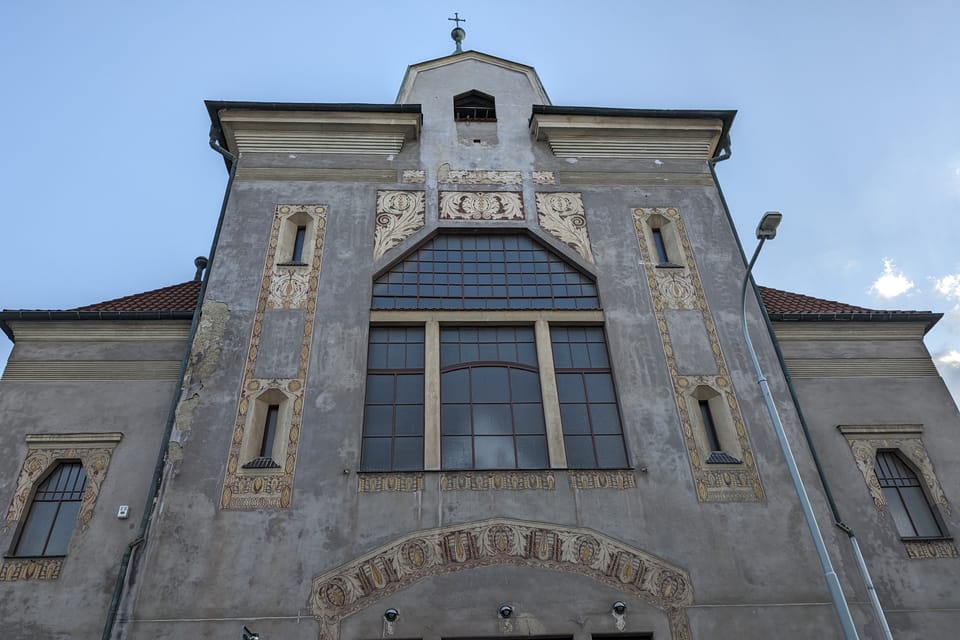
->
[[552, 327, 628, 469], [14, 461, 87, 557], [361, 327, 425, 471], [875, 451, 945, 539], [441, 327, 548, 469], [372, 234, 599, 311]]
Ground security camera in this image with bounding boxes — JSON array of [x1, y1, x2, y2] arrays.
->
[[498, 604, 513, 619], [612, 601, 627, 615], [383, 608, 399, 622]]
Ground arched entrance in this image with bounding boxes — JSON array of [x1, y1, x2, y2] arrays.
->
[[310, 518, 693, 640]]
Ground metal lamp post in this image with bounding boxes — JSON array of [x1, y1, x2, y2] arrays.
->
[[739, 212, 860, 640]]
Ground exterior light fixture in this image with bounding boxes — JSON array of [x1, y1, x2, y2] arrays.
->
[[612, 601, 627, 615], [383, 608, 399, 622], [755, 211, 782, 240], [498, 604, 513, 619]]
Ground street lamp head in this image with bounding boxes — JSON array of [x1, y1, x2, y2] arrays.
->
[[755, 211, 782, 240]]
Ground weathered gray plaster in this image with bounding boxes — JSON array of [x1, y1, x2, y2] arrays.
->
[[664, 309, 720, 375], [253, 308, 306, 379]]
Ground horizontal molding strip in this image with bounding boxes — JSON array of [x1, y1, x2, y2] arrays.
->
[[784, 358, 938, 378], [8, 321, 191, 342], [235, 167, 397, 183], [771, 323, 925, 341], [558, 172, 714, 186], [3, 360, 182, 381], [369, 310, 605, 323], [233, 132, 405, 155], [547, 140, 713, 159]]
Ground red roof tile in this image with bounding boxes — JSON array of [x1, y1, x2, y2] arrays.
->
[[758, 286, 876, 314], [73, 281, 201, 312]]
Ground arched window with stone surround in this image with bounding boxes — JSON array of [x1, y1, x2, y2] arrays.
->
[[12, 461, 87, 557], [875, 450, 946, 539]]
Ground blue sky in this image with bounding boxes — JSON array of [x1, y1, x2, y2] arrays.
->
[[2, 1, 959, 401]]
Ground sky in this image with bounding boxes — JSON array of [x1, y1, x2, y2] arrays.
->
[[1, 1, 958, 402]]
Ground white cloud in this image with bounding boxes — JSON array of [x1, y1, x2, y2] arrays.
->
[[939, 350, 960, 367], [869, 258, 914, 298], [934, 274, 960, 300]]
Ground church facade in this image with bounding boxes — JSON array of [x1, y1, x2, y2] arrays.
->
[[1, 48, 958, 640]]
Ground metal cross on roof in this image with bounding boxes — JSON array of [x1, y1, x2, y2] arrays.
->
[[448, 12, 466, 28], [448, 12, 467, 53]]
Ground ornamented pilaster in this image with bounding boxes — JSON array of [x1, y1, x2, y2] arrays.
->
[[633, 207, 764, 503], [373, 191, 425, 260], [221, 205, 327, 510], [536, 192, 594, 262], [439, 191, 524, 220]]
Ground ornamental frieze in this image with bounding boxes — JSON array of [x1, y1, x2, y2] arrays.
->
[[357, 473, 425, 493], [568, 470, 636, 489], [439, 471, 555, 491], [400, 170, 425, 184], [0, 557, 63, 582], [439, 191, 524, 221], [438, 168, 522, 185], [535, 192, 594, 262], [373, 191, 425, 260], [904, 539, 959, 559], [220, 205, 327, 510], [532, 171, 557, 185], [310, 518, 694, 640], [634, 207, 764, 503]]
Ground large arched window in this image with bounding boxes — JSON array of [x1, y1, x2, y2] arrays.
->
[[13, 461, 87, 557], [362, 233, 627, 472], [875, 451, 945, 538]]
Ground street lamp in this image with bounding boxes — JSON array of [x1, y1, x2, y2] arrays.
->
[[739, 212, 860, 640]]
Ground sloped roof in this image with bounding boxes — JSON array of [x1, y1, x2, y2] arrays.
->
[[758, 286, 875, 314], [73, 280, 201, 312]]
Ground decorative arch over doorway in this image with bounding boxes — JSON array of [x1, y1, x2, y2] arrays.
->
[[310, 517, 694, 640]]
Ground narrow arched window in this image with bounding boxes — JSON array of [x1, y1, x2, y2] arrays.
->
[[875, 451, 945, 538], [13, 461, 87, 557]]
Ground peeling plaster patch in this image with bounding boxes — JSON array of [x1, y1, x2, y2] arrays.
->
[[190, 300, 229, 379], [167, 441, 184, 462]]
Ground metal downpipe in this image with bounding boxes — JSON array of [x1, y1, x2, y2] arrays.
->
[[99, 125, 237, 640]]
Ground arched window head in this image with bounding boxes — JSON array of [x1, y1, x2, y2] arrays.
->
[[13, 461, 87, 557], [875, 450, 945, 538], [454, 90, 496, 121]]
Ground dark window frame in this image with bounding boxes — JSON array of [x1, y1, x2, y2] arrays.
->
[[551, 326, 629, 469], [874, 450, 948, 540], [12, 461, 87, 558], [454, 90, 497, 122]]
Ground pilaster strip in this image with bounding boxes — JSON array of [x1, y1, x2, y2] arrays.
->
[[220, 205, 327, 510], [633, 207, 764, 503]]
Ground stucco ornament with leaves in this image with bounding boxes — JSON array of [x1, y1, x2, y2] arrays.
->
[[373, 191, 425, 260], [535, 192, 594, 262]]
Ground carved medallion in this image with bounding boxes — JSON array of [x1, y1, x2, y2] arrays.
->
[[536, 192, 594, 262], [439, 191, 523, 220], [373, 191, 425, 260]]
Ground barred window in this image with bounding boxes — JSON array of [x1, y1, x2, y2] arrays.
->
[[14, 461, 87, 557], [875, 451, 945, 539]]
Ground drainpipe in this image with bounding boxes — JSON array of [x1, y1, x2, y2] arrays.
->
[[100, 124, 238, 640], [708, 149, 893, 639]]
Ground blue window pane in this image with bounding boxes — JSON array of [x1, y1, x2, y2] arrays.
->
[[510, 369, 542, 403], [395, 406, 424, 436], [585, 374, 616, 402], [472, 368, 510, 403], [441, 404, 471, 435], [590, 404, 622, 434], [474, 436, 516, 468], [473, 405, 513, 435], [45, 501, 81, 556], [552, 343, 572, 368], [513, 404, 546, 434], [587, 343, 609, 368], [367, 343, 388, 368], [560, 404, 590, 434], [361, 439, 392, 472], [396, 375, 423, 404], [442, 436, 473, 469], [517, 436, 549, 468], [517, 343, 538, 367], [362, 405, 394, 436], [394, 438, 424, 471], [365, 375, 394, 404], [595, 436, 628, 468], [442, 370, 470, 403], [556, 374, 586, 402], [564, 435, 597, 469], [15, 502, 57, 556]]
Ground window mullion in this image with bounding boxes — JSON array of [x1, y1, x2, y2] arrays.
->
[[535, 319, 566, 468], [424, 320, 441, 470]]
